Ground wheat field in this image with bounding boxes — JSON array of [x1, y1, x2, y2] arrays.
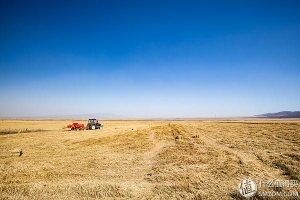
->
[[0, 119, 299, 199]]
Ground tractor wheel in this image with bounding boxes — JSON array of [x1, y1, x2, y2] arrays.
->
[[91, 125, 95, 130]]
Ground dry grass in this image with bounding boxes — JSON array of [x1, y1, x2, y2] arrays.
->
[[0, 119, 299, 199]]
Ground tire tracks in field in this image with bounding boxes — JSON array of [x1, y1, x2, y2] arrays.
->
[[127, 125, 177, 198], [200, 132, 257, 164], [194, 126, 285, 179], [143, 125, 175, 168]]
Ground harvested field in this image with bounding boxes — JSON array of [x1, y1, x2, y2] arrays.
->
[[0, 119, 299, 199]]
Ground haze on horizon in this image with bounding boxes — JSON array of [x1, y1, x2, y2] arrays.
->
[[0, 1, 300, 118]]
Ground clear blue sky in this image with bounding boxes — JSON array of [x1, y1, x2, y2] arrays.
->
[[0, 0, 299, 118]]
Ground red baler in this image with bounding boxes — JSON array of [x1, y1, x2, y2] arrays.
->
[[67, 122, 85, 130]]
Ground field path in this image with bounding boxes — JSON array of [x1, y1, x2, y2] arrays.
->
[[143, 130, 175, 167]]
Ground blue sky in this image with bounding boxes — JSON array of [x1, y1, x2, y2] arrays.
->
[[0, 0, 299, 118]]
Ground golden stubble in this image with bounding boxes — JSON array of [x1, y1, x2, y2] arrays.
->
[[0, 119, 299, 199]]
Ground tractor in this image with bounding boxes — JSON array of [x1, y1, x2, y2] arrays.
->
[[86, 118, 103, 130]]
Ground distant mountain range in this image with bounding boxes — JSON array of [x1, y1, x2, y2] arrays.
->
[[3, 111, 300, 119], [1, 113, 124, 119], [256, 111, 300, 118]]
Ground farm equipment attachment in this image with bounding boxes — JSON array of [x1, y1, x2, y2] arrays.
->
[[67, 122, 85, 131]]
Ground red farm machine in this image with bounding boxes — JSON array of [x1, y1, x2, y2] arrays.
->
[[67, 122, 85, 131]]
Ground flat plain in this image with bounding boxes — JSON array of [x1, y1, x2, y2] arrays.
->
[[0, 119, 299, 199]]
